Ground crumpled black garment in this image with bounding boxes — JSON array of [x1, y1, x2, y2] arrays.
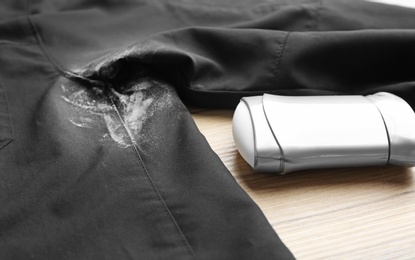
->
[[1, 0, 415, 259]]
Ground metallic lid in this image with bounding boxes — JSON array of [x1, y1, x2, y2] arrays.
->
[[366, 92, 415, 166], [232, 92, 415, 173], [232, 96, 283, 172]]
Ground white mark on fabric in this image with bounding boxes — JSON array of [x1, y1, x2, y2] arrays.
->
[[61, 80, 175, 148]]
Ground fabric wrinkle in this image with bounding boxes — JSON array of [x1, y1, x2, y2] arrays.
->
[[3, 0, 415, 259]]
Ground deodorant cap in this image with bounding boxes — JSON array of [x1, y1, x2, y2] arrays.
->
[[232, 92, 415, 173]]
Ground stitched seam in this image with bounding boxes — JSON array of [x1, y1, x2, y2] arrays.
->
[[26, 0, 68, 75], [314, 0, 323, 30], [0, 82, 14, 149], [165, 0, 312, 9], [107, 93, 197, 259], [25, 1, 196, 256], [274, 31, 290, 84], [25, 0, 105, 87], [187, 88, 338, 94]]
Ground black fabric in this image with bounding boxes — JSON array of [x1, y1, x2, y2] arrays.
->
[[1, 0, 415, 259]]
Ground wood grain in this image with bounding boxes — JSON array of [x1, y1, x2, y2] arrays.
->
[[190, 108, 415, 260]]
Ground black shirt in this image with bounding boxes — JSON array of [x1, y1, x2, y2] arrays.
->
[[1, 0, 415, 259]]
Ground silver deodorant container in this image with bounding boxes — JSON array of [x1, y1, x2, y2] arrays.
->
[[232, 92, 415, 173]]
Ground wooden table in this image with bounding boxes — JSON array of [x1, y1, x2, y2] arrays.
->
[[190, 108, 415, 259]]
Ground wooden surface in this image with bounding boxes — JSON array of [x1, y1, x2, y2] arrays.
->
[[190, 108, 415, 260]]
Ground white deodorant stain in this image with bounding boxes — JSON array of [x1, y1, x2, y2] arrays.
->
[[61, 79, 175, 148]]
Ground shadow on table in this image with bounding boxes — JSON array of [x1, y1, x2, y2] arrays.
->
[[233, 153, 414, 192]]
